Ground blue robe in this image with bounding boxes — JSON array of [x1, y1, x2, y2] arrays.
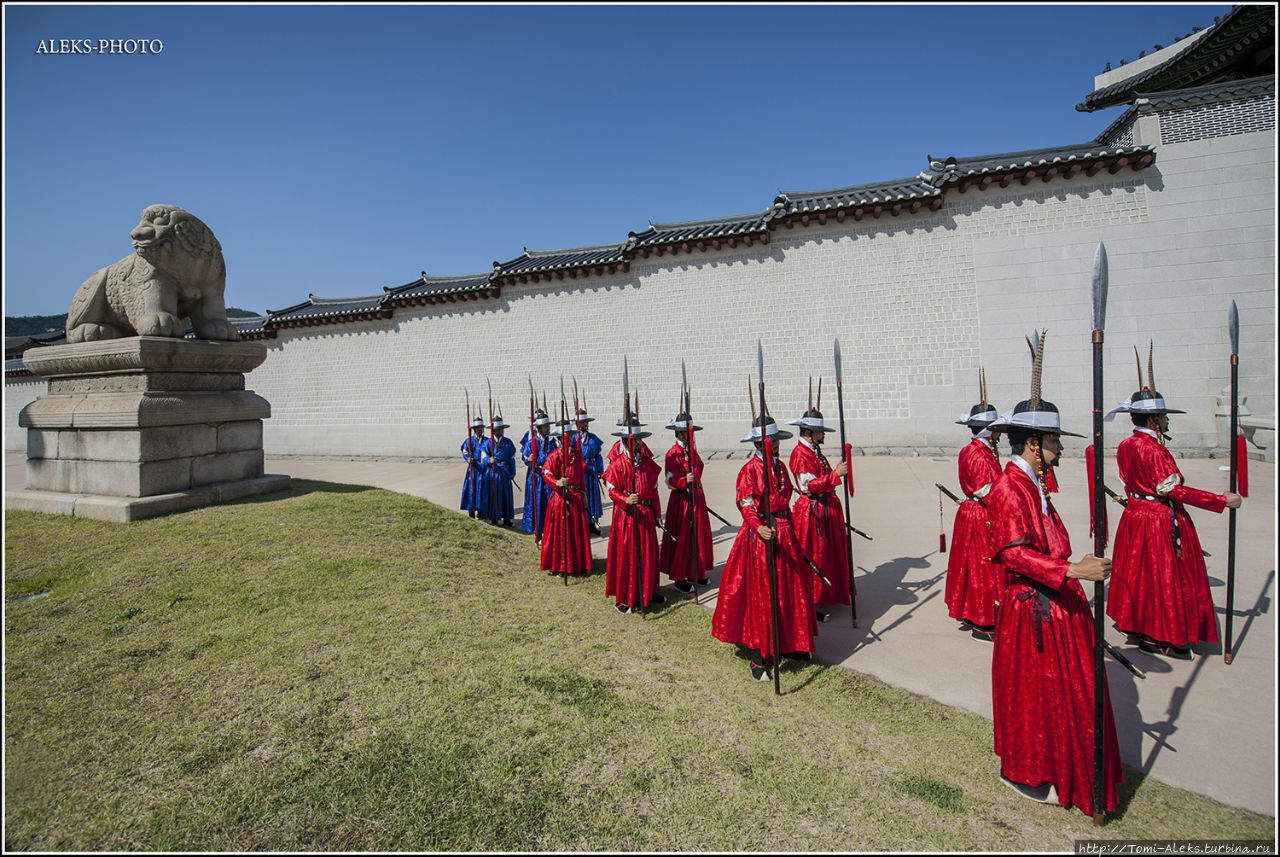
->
[[520, 430, 557, 536], [480, 435, 517, 523], [460, 433, 488, 517], [578, 431, 605, 523]]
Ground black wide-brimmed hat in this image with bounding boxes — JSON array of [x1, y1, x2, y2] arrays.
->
[[789, 408, 833, 433], [665, 411, 703, 432], [612, 416, 652, 440], [1105, 342, 1186, 420], [958, 403, 1000, 428], [490, 414, 510, 430], [740, 415, 793, 443], [551, 419, 578, 438], [470, 417, 486, 430], [531, 409, 552, 427], [574, 408, 594, 424]]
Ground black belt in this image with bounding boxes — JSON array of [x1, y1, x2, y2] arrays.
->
[[1013, 577, 1055, 653], [1129, 492, 1182, 557]]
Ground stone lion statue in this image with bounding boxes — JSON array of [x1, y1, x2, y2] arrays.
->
[[66, 204, 239, 342]]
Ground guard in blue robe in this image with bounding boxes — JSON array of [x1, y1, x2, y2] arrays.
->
[[575, 408, 605, 535], [481, 413, 518, 527], [521, 409, 557, 541], [460, 418, 488, 519]]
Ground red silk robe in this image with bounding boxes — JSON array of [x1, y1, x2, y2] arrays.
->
[[603, 442, 664, 608], [712, 452, 817, 659], [539, 447, 593, 575], [944, 438, 1002, 626], [1107, 430, 1225, 646], [788, 439, 851, 606], [659, 441, 714, 582], [987, 459, 1122, 817]]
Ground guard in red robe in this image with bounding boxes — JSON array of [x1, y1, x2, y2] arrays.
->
[[945, 401, 1004, 639], [1105, 386, 1241, 659], [659, 411, 713, 593], [539, 420, 593, 578], [603, 418, 665, 613], [787, 407, 851, 616], [712, 416, 818, 681], [987, 391, 1122, 817]]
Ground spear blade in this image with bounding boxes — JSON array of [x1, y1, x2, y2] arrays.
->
[[834, 338, 843, 384], [757, 339, 765, 387], [1229, 300, 1240, 356], [1092, 242, 1109, 331]]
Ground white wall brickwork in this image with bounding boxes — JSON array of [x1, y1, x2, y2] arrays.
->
[[4, 378, 46, 452], [9, 101, 1274, 462]]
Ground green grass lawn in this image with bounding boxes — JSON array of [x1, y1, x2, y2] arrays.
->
[[4, 481, 1273, 851]]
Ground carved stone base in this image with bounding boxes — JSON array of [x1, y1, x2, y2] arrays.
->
[[9, 337, 290, 520]]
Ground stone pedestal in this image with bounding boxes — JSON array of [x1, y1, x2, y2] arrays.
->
[[7, 337, 290, 521]]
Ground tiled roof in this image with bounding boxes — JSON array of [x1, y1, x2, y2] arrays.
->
[[1140, 73, 1275, 110], [5, 331, 65, 357], [492, 243, 628, 285], [5, 356, 34, 376], [1078, 5, 1275, 112], [383, 273, 497, 307], [625, 211, 774, 258], [775, 176, 942, 216], [929, 143, 1156, 187], [1095, 74, 1275, 143], [266, 294, 392, 327]]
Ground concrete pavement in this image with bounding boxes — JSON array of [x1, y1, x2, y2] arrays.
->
[[5, 449, 1275, 816]]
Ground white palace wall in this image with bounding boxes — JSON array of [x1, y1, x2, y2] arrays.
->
[[241, 119, 1273, 460], [6, 120, 1274, 460]]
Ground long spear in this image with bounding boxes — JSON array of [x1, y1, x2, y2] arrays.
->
[[529, 376, 540, 539], [560, 376, 570, 587], [1090, 241, 1109, 826], [624, 357, 645, 618], [757, 341, 783, 695], [466, 387, 477, 518], [1225, 301, 1240, 664], [834, 339, 859, 627], [488, 378, 499, 525], [682, 359, 702, 604]]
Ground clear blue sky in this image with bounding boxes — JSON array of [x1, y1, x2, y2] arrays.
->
[[3, 3, 1233, 318]]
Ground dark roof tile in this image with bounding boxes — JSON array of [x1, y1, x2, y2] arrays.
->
[[493, 243, 626, 277], [626, 212, 773, 248]]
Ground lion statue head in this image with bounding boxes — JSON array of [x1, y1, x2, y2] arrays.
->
[[66, 204, 237, 342]]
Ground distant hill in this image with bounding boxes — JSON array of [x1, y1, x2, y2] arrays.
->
[[6, 308, 262, 337]]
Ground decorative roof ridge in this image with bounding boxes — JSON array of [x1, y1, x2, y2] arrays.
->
[[301, 293, 386, 306], [775, 174, 937, 202], [265, 298, 317, 316], [637, 211, 770, 232], [947, 140, 1145, 164], [415, 272, 493, 284], [521, 242, 626, 258]]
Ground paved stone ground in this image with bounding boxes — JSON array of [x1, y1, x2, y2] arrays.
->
[[5, 449, 1275, 817]]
